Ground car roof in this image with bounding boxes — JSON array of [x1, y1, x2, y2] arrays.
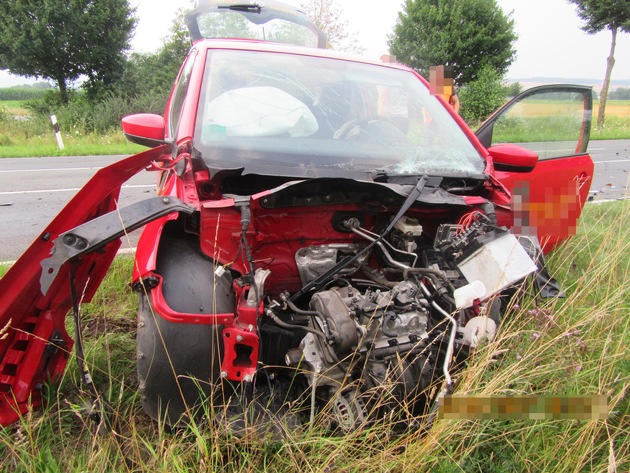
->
[[193, 38, 415, 73]]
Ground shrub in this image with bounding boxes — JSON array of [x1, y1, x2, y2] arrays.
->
[[459, 65, 507, 124], [22, 90, 168, 135]]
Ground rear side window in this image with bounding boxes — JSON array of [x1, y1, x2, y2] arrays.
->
[[168, 50, 197, 138]]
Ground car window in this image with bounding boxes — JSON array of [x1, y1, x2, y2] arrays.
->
[[194, 50, 485, 177], [194, 12, 320, 48], [168, 50, 197, 138], [186, 1, 326, 48], [487, 90, 591, 160]]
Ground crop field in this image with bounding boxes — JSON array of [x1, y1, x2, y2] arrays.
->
[[509, 100, 630, 118], [594, 100, 630, 118]]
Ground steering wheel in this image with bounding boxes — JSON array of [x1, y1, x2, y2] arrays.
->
[[333, 116, 407, 142]]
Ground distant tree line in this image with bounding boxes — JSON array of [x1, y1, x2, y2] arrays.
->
[[607, 87, 630, 100]]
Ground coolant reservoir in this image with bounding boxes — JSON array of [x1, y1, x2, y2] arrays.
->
[[454, 280, 487, 309], [462, 316, 497, 348]]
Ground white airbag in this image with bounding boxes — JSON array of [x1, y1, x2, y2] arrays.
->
[[205, 86, 318, 138]]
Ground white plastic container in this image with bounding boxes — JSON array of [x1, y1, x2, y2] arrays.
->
[[457, 233, 537, 300]]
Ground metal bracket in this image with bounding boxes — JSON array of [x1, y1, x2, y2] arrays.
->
[[40, 196, 194, 295]]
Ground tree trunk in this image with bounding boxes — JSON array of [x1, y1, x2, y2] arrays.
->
[[597, 27, 617, 129], [56, 76, 68, 105]]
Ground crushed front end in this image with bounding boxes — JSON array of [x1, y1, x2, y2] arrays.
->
[[133, 173, 539, 431]]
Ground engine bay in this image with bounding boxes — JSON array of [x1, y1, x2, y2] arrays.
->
[[186, 177, 539, 431]]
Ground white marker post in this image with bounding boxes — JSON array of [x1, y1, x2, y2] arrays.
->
[[50, 115, 65, 150]]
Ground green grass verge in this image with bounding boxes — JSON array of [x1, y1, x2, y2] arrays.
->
[[591, 115, 630, 140], [0, 100, 29, 109], [0, 201, 627, 472], [0, 130, 145, 157]]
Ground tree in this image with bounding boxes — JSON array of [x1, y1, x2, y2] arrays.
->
[[567, 0, 630, 128], [458, 65, 506, 124], [0, 0, 136, 104], [505, 81, 522, 98], [300, 0, 364, 53], [609, 87, 630, 100], [388, 0, 517, 86], [119, 7, 192, 103]]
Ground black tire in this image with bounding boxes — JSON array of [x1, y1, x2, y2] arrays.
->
[[136, 226, 234, 425]]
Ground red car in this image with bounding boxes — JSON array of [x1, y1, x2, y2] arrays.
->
[[0, 1, 593, 430]]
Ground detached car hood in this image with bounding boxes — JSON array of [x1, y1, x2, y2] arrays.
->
[[0, 146, 170, 425]]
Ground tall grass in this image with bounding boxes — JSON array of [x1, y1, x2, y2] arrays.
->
[[0, 202, 628, 472], [0, 90, 165, 157]]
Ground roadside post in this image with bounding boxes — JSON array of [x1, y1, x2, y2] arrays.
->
[[50, 115, 65, 150]]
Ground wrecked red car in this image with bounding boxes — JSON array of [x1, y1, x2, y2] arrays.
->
[[0, 1, 593, 430]]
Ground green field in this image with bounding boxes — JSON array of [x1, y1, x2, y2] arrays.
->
[[488, 99, 629, 143]]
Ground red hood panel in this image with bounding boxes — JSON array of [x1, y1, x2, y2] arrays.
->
[[0, 146, 167, 425]]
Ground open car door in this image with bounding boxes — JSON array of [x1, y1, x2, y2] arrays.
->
[[477, 85, 594, 252]]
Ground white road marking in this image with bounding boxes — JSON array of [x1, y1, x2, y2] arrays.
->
[[0, 167, 104, 173], [593, 159, 630, 164], [0, 184, 155, 196], [589, 197, 630, 204]]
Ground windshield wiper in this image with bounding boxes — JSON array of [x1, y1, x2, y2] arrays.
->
[[289, 175, 429, 302], [218, 4, 262, 13], [372, 169, 487, 183]]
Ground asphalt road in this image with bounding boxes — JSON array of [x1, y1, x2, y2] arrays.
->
[[1, 140, 629, 262], [587, 140, 629, 201], [0, 155, 155, 262]]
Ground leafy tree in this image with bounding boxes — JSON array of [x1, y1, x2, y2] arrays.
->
[[388, 0, 516, 86], [505, 82, 522, 97], [196, 6, 251, 39], [609, 87, 630, 100], [0, 0, 136, 104], [300, 0, 364, 53], [119, 8, 192, 106], [568, 1, 630, 128], [458, 65, 506, 124]]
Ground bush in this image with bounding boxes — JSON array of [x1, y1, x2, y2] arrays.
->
[[459, 65, 507, 124], [24, 90, 168, 135]]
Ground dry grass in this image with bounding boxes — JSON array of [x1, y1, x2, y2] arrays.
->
[[0, 201, 628, 472]]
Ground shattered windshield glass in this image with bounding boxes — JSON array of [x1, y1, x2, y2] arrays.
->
[[194, 50, 486, 178]]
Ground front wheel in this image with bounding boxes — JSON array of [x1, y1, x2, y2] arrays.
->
[[136, 228, 233, 425]]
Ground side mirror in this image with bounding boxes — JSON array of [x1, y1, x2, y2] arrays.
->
[[122, 114, 165, 148], [488, 144, 538, 173]]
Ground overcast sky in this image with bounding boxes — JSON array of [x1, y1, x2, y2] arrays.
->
[[1, 0, 629, 87]]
